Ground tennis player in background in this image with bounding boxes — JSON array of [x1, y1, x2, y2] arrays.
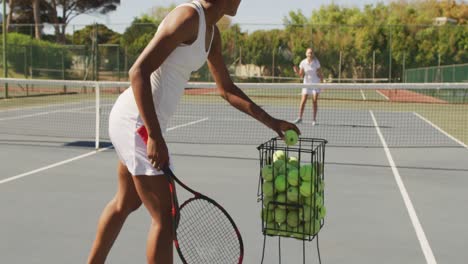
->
[[87, 0, 300, 263], [293, 47, 324, 125]]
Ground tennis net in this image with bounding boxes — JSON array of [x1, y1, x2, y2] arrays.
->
[[1, 78, 467, 148]]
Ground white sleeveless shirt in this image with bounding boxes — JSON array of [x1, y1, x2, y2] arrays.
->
[[113, 0, 214, 133]]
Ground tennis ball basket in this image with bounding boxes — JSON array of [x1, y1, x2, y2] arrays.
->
[[257, 137, 327, 264]]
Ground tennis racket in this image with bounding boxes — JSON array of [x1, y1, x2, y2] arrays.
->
[[137, 125, 244, 264]]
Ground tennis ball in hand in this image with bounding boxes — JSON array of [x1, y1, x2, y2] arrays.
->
[[284, 130, 299, 146], [287, 169, 299, 186], [263, 181, 275, 197], [287, 210, 300, 228], [286, 186, 300, 203], [274, 208, 286, 224], [261, 165, 274, 181], [274, 175, 287, 192], [273, 150, 286, 162]]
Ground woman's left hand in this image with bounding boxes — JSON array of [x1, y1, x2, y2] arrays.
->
[[270, 118, 301, 139]]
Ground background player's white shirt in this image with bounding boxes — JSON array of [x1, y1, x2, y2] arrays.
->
[[299, 58, 321, 84]]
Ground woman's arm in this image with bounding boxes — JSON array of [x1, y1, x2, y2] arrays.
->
[[207, 27, 300, 137]]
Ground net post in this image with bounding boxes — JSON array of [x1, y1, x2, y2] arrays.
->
[[95, 82, 101, 149]]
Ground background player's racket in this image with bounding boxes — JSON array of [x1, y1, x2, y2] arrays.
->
[[137, 125, 244, 264]]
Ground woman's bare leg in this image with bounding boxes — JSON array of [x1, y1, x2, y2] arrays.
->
[[295, 94, 308, 123], [87, 162, 142, 264], [133, 175, 174, 264], [312, 92, 319, 124]]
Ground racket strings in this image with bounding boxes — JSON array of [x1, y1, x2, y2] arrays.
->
[[177, 198, 241, 263]]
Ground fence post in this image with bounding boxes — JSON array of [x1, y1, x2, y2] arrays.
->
[[95, 82, 101, 149]]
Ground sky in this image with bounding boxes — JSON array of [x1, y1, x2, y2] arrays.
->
[[71, 0, 388, 33]]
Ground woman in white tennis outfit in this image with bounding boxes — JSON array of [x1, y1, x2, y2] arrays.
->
[[87, 0, 300, 263], [293, 48, 324, 125]]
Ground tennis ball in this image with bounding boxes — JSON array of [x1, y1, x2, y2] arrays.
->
[[273, 159, 286, 175], [291, 224, 306, 240], [299, 164, 312, 181], [287, 169, 299, 186], [304, 220, 321, 235], [277, 224, 290, 237], [284, 130, 299, 146], [315, 193, 324, 208], [288, 156, 299, 168], [274, 175, 287, 192], [261, 208, 275, 223], [299, 181, 313, 197], [263, 196, 274, 209], [287, 210, 300, 228], [274, 208, 286, 224], [299, 205, 313, 221], [318, 205, 327, 219], [263, 181, 275, 197], [265, 221, 277, 236], [275, 193, 286, 209], [261, 165, 274, 181], [318, 180, 325, 193], [273, 150, 286, 162], [286, 186, 300, 203]]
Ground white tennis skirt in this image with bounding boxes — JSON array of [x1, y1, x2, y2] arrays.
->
[[301, 88, 321, 95], [108, 97, 173, 176]]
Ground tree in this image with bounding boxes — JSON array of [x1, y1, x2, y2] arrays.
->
[[46, 0, 120, 42]]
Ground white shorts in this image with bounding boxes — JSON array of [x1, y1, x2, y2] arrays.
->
[[108, 99, 174, 176], [302, 88, 321, 95]]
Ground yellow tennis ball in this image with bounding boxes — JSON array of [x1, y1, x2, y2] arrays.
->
[[261, 208, 275, 223], [300, 164, 316, 181], [299, 181, 313, 197], [287, 169, 299, 186], [274, 208, 286, 224], [263, 181, 275, 197], [274, 175, 287, 192], [287, 210, 300, 228], [275, 193, 286, 209], [304, 220, 321, 235], [315, 193, 324, 208], [288, 156, 299, 168], [291, 224, 306, 240], [263, 196, 274, 209], [277, 224, 290, 237], [265, 221, 277, 236], [273, 159, 286, 175], [273, 150, 286, 162], [286, 186, 300, 203], [318, 205, 327, 219], [284, 130, 298, 146], [299, 205, 313, 221], [261, 165, 274, 181]]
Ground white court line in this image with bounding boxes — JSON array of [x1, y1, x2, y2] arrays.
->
[[1, 118, 209, 185], [370, 110, 437, 264], [413, 112, 467, 149], [0, 105, 95, 121], [360, 89, 367, 100], [376, 90, 390, 100], [0, 146, 113, 185], [167, 117, 209, 131]]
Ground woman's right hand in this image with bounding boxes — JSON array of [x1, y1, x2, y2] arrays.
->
[[147, 135, 169, 170], [293, 65, 299, 74]]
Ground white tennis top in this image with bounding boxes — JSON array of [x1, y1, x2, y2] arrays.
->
[[299, 58, 321, 84], [114, 0, 214, 133]]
